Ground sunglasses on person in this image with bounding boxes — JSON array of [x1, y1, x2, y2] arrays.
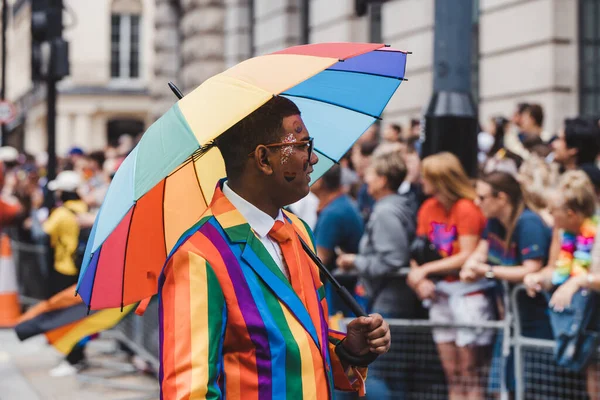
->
[[248, 137, 314, 160]]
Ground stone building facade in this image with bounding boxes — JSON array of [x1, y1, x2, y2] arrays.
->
[[3, 0, 156, 156], [154, 0, 597, 136]]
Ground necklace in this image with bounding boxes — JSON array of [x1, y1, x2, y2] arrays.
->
[[552, 216, 598, 285]]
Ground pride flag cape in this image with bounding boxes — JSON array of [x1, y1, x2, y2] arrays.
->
[[15, 284, 135, 354]]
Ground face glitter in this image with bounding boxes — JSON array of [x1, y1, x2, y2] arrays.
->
[[280, 133, 297, 165]]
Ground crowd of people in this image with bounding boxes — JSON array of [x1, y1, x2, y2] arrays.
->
[[288, 104, 600, 399], [0, 135, 137, 376], [4, 103, 600, 397]]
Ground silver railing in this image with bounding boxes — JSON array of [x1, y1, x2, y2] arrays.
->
[[12, 239, 600, 399]]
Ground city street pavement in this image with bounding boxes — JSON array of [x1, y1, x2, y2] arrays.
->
[[0, 329, 159, 400]]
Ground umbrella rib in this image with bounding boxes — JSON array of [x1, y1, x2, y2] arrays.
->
[[191, 154, 208, 206], [161, 177, 168, 263], [120, 204, 137, 312], [167, 151, 198, 177], [87, 246, 102, 313], [281, 93, 382, 121], [314, 148, 339, 165], [325, 67, 407, 81]]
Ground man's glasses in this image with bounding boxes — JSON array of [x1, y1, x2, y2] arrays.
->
[[249, 137, 314, 161]]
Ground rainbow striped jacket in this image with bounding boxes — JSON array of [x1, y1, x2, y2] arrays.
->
[[158, 184, 367, 400]]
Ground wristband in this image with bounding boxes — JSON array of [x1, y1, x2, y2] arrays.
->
[[335, 339, 379, 367]]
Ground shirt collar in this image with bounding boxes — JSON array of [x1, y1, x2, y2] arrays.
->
[[222, 181, 284, 238]]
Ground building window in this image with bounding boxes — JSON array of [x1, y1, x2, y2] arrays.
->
[[579, 0, 600, 117], [111, 14, 141, 79]]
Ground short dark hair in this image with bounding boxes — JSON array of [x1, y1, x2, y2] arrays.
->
[[359, 140, 378, 157], [524, 104, 544, 127], [516, 102, 530, 114], [390, 124, 402, 134], [320, 164, 341, 191], [564, 117, 600, 165], [214, 96, 300, 179], [88, 151, 105, 168]]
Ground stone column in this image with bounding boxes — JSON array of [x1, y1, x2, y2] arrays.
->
[[253, 0, 301, 55], [225, 0, 251, 68], [180, 0, 226, 94], [56, 114, 73, 157], [478, 0, 577, 134], [73, 113, 93, 152], [90, 115, 108, 151], [381, 0, 435, 124], [152, 0, 182, 121]]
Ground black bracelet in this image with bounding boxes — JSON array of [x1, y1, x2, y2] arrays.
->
[[334, 340, 379, 367]]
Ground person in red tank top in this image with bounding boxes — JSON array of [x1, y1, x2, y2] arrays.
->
[[407, 152, 491, 400]]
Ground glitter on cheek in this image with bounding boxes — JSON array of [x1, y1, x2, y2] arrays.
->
[[281, 146, 294, 164], [280, 133, 297, 165]]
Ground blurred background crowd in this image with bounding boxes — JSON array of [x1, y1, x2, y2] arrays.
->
[[0, 0, 600, 398], [2, 99, 600, 399]]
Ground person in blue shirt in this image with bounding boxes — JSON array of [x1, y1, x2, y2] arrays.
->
[[311, 164, 364, 316], [461, 170, 553, 395]]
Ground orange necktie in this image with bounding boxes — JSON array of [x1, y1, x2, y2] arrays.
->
[[269, 221, 324, 337], [269, 221, 307, 303]]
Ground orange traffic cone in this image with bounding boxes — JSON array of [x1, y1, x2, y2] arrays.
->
[[0, 234, 20, 327]]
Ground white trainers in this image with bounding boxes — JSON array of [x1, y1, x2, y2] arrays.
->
[[48, 360, 84, 377]]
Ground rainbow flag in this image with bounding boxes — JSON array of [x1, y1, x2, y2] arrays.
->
[[15, 284, 135, 354]]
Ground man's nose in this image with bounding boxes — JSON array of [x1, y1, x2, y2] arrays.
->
[[310, 151, 319, 165]]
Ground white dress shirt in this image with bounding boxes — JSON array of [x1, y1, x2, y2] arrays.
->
[[222, 181, 289, 279]]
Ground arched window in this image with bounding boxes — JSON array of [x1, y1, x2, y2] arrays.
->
[[111, 0, 142, 79]]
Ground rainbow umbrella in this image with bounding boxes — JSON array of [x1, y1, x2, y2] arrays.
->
[[76, 42, 408, 310]]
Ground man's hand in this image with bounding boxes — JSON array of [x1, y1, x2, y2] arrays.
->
[[343, 314, 391, 356]]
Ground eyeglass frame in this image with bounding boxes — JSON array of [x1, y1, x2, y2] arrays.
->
[[248, 137, 314, 161]]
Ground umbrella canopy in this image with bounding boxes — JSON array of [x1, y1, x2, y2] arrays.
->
[[76, 42, 408, 310]]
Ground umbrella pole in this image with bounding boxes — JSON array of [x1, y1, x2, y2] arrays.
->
[[297, 234, 379, 366], [296, 234, 367, 317]]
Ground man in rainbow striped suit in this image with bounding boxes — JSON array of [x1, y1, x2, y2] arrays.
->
[[159, 96, 391, 399]]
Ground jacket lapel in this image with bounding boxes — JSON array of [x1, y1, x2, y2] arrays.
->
[[210, 183, 321, 349]]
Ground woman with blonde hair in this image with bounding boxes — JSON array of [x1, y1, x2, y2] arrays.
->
[[524, 170, 600, 399], [407, 152, 491, 400], [517, 155, 559, 226]]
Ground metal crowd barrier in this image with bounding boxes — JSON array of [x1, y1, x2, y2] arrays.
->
[[10, 239, 600, 399]]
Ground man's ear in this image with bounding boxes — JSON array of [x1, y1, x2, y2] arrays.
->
[[254, 146, 274, 175]]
